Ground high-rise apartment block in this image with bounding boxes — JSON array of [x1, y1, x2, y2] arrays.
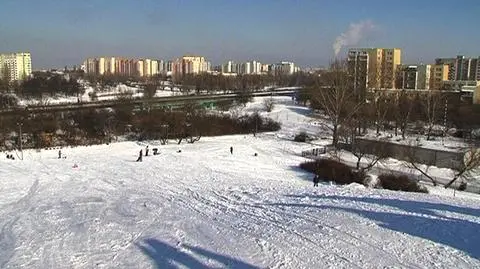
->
[[430, 64, 449, 90], [83, 57, 165, 77], [0, 52, 32, 81], [172, 55, 210, 76], [347, 50, 369, 93], [396, 64, 431, 90], [221, 60, 269, 75], [272, 62, 298, 75], [348, 48, 402, 90], [435, 55, 480, 81]]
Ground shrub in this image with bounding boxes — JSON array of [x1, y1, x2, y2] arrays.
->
[[377, 174, 428, 193], [299, 159, 364, 185], [263, 98, 275, 112], [294, 132, 308, 142]]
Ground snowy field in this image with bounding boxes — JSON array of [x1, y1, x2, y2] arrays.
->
[[1, 97, 479, 268]]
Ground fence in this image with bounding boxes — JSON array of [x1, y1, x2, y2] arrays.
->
[[338, 138, 466, 170], [301, 147, 327, 158]]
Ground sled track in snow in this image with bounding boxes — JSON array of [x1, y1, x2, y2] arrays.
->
[[0, 179, 39, 267], [209, 190, 425, 269], [176, 188, 364, 269]]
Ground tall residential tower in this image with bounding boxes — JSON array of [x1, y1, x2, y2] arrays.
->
[[0, 52, 32, 81], [348, 48, 402, 90]]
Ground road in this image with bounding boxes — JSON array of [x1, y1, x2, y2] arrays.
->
[[0, 89, 297, 115]]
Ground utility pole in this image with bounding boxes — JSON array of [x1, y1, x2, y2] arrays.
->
[[17, 122, 23, 160], [442, 97, 448, 145]]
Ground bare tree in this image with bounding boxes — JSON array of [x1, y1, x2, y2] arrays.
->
[[338, 118, 387, 172], [371, 91, 391, 135], [422, 92, 444, 140], [235, 88, 253, 107], [176, 122, 201, 144], [403, 140, 439, 186], [445, 148, 480, 189], [392, 91, 415, 139], [175, 102, 203, 144], [159, 124, 169, 145], [313, 60, 363, 147], [406, 144, 480, 189], [263, 97, 275, 112], [352, 139, 388, 172], [144, 82, 158, 99]]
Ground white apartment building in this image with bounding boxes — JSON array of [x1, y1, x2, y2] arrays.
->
[[136, 60, 144, 77], [83, 57, 164, 77], [251, 61, 262, 74], [272, 61, 297, 75], [182, 55, 208, 74], [0, 52, 32, 81], [151, 60, 159, 76], [222, 60, 263, 75], [222, 60, 235, 74]]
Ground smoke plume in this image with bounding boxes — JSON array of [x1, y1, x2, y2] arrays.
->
[[333, 20, 376, 57]]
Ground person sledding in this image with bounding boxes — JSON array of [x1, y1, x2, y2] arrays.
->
[[136, 149, 143, 162]]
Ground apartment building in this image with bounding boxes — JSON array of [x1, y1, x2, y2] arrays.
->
[[348, 48, 402, 89], [396, 64, 431, 90], [251, 61, 262, 74], [272, 62, 298, 75], [83, 57, 163, 77], [0, 52, 32, 81], [430, 64, 449, 90], [172, 55, 210, 76], [347, 50, 369, 93], [435, 55, 480, 81], [434, 58, 456, 81], [222, 60, 239, 74], [181, 55, 209, 74]]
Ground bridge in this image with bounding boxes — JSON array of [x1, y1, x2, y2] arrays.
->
[[0, 89, 299, 115]]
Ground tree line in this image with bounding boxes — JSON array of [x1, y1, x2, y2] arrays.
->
[[0, 100, 279, 150]]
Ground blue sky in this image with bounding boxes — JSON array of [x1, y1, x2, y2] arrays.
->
[[0, 0, 478, 69]]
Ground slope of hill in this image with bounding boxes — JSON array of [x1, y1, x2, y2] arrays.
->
[[0, 97, 479, 268]]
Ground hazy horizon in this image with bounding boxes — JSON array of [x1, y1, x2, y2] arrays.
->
[[1, 0, 479, 69]]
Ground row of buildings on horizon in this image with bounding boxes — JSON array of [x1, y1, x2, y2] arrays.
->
[[81, 56, 300, 78], [348, 48, 480, 92], [1, 50, 479, 94]]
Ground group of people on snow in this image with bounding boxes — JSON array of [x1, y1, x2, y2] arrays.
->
[[135, 145, 257, 162], [136, 145, 160, 162]]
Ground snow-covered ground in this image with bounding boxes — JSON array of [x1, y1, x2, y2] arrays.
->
[[1, 97, 479, 268]]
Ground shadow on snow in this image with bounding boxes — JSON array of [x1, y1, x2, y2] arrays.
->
[[268, 195, 480, 259], [285, 105, 312, 116], [136, 238, 259, 269]]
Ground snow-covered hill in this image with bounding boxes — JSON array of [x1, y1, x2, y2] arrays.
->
[[1, 98, 479, 268]]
